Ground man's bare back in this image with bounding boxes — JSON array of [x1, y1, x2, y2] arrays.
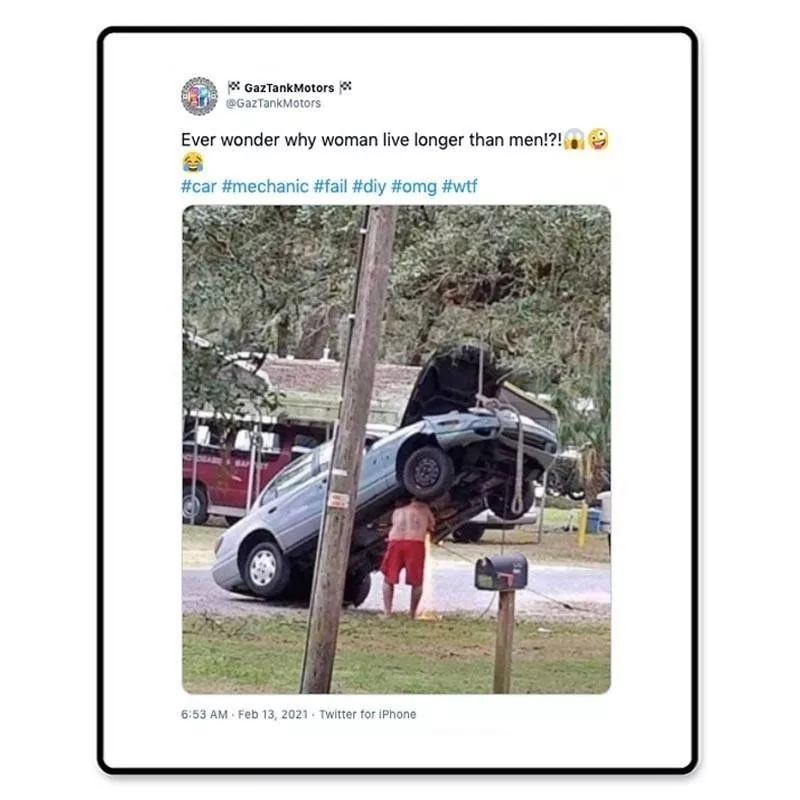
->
[[387, 500, 435, 542]]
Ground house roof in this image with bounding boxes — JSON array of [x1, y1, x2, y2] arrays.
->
[[263, 358, 421, 416], [184, 329, 422, 424]]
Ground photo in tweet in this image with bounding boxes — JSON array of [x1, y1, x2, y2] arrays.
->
[[181, 204, 611, 695]]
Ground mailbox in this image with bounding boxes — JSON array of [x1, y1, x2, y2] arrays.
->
[[474, 553, 529, 591]]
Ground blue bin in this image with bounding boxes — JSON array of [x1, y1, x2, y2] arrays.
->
[[587, 508, 602, 534]]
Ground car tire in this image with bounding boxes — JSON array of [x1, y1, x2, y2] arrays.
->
[[487, 481, 535, 521], [343, 570, 372, 608], [242, 541, 291, 599], [401, 446, 455, 500], [182, 484, 209, 525], [545, 472, 564, 497], [568, 488, 586, 501], [452, 524, 485, 543]]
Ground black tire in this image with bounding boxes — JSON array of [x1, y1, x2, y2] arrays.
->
[[242, 541, 291, 599], [487, 481, 535, 521], [568, 488, 586, 501], [401, 445, 455, 500], [545, 471, 564, 497], [343, 570, 372, 608], [182, 484, 209, 525], [452, 524, 485, 543]]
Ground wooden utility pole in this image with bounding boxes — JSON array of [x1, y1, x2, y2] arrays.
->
[[300, 205, 398, 694], [493, 590, 515, 693]]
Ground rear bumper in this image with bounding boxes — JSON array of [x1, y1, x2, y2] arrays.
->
[[469, 507, 538, 528], [498, 425, 558, 471]]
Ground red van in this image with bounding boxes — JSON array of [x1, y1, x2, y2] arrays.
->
[[182, 416, 324, 525]]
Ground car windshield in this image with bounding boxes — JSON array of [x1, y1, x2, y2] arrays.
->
[[259, 453, 314, 503]]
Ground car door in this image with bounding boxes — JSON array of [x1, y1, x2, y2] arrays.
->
[[275, 446, 330, 552]]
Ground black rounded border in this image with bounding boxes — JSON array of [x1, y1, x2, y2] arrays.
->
[[97, 25, 699, 776]]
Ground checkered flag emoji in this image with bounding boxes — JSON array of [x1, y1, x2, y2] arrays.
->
[[228, 80, 240, 93], [339, 80, 352, 93]]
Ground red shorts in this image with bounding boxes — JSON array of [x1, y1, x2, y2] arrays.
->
[[380, 539, 426, 587]]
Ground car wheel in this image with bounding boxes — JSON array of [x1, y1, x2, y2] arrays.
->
[[182, 484, 209, 525], [401, 446, 455, 500], [343, 570, 372, 608], [545, 471, 564, 497], [242, 541, 291, 599], [452, 524, 484, 543], [568, 488, 586, 501], [487, 482, 534, 521]]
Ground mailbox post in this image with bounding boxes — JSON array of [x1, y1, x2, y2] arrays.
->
[[475, 553, 529, 694], [494, 590, 515, 693]]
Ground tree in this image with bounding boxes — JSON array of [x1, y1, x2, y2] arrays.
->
[[182, 331, 283, 449], [183, 205, 361, 360], [382, 206, 610, 390], [182, 204, 611, 418], [548, 354, 611, 505]]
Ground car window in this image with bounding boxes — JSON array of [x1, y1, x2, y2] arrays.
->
[[183, 424, 212, 447], [316, 439, 376, 468], [295, 433, 323, 449], [233, 429, 251, 451], [233, 428, 284, 454], [262, 431, 282, 453], [259, 453, 314, 503], [317, 441, 334, 468]]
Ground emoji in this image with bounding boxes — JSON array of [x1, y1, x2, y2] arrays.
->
[[183, 151, 204, 172], [563, 129, 585, 150], [587, 128, 609, 150]]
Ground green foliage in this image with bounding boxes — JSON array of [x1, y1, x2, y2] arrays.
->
[[183, 205, 610, 437], [549, 355, 611, 502], [182, 331, 282, 420], [384, 206, 610, 387], [183, 205, 361, 362]]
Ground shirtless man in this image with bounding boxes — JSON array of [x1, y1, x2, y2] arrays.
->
[[379, 498, 436, 618]]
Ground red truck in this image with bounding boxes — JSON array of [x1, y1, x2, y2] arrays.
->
[[182, 415, 324, 525]]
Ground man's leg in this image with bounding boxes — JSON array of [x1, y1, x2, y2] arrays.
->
[[380, 542, 399, 615], [409, 585, 423, 619], [407, 541, 425, 619], [382, 578, 394, 615]]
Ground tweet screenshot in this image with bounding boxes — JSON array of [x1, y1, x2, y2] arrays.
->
[[100, 27, 697, 773]]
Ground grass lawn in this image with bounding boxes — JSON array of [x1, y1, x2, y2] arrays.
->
[[438, 511, 610, 566], [182, 507, 609, 570], [183, 613, 610, 694], [183, 524, 224, 568]]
